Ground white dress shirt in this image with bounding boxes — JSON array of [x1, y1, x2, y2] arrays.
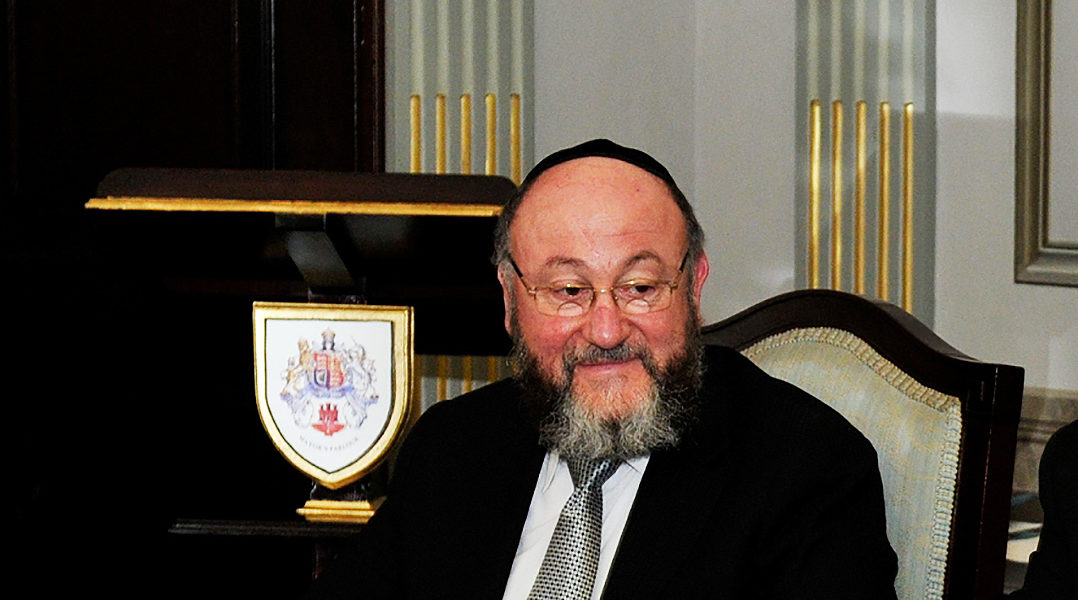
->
[[501, 452, 650, 600]]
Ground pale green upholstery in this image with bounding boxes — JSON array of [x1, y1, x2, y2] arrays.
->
[[742, 327, 960, 600]]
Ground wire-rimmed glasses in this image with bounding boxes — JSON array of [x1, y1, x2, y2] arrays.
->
[[508, 251, 689, 317]]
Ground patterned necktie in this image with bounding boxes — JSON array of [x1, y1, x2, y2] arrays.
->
[[527, 457, 620, 600]]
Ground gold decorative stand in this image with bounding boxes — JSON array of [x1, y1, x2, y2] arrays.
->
[[297, 498, 384, 524]]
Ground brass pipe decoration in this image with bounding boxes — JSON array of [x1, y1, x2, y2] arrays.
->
[[831, 100, 844, 290], [461, 356, 474, 394], [902, 102, 914, 312], [410, 94, 422, 173], [435, 94, 447, 174], [877, 102, 891, 300], [412, 365, 424, 422], [854, 101, 867, 295], [808, 100, 822, 289], [485, 94, 497, 175], [436, 354, 449, 402], [511, 93, 522, 184], [461, 94, 473, 174]]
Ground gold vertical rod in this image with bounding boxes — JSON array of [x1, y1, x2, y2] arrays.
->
[[487, 356, 498, 384], [461, 356, 474, 394], [831, 100, 844, 290], [901, 103, 915, 312], [854, 101, 867, 295], [435, 94, 447, 174], [877, 102, 891, 300], [510, 94, 522, 184], [808, 100, 822, 288], [436, 355, 449, 402], [460, 94, 473, 174], [485, 94, 497, 175], [412, 358, 424, 420], [410, 95, 422, 173]]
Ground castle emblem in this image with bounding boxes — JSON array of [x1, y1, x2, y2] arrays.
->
[[279, 328, 379, 437]]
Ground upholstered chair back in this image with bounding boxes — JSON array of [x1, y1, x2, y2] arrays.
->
[[702, 290, 1023, 600]]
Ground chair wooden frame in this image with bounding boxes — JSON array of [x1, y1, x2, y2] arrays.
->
[[701, 289, 1023, 600]]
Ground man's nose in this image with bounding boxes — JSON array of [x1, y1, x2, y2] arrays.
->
[[581, 291, 632, 349]]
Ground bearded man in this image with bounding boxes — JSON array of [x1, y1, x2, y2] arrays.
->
[[309, 139, 898, 600]]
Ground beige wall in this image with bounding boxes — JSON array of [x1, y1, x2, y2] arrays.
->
[[534, 0, 795, 322], [934, 1, 1077, 391], [532, 1, 696, 189], [533, 1, 1076, 391]]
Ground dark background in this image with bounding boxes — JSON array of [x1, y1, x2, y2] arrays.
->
[[4, 1, 503, 595]]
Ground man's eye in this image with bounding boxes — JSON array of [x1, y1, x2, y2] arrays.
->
[[618, 282, 658, 299], [550, 285, 589, 300]]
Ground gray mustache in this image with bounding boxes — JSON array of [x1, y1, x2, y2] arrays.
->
[[566, 343, 648, 367]]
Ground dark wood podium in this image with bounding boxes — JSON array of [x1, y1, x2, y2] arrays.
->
[[87, 168, 515, 594]]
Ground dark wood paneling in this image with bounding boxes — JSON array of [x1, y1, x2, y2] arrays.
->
[[5, 1, 384, 593]]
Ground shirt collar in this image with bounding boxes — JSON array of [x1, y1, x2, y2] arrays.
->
[[539, 451, 650, 492]]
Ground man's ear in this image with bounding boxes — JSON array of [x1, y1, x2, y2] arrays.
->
[[497, 265, 513, 335], [691, 251, 710, 316]]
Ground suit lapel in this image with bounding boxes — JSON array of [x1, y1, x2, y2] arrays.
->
[[601, 446, 728, 597], [466, 400, 546, 597], [600, 347, 735, 598]]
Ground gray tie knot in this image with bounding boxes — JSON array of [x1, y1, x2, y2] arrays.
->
[[566, 457, 619, 492]]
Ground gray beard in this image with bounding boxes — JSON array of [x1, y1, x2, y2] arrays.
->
[[508, 320, 705, 461]]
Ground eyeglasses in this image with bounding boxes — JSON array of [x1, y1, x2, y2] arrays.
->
[[508, 251, 689, 317]]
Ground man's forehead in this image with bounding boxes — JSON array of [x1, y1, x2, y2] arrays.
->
[[509, 159, 685, 269], [533, 250, 672, 279], [515, 158, 678, 225], [527, 156, 667, 194]]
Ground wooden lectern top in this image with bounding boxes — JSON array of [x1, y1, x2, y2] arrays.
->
[[87, 168, 515, 217]]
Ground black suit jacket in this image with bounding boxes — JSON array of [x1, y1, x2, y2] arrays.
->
[[309, 345, 898, 599]]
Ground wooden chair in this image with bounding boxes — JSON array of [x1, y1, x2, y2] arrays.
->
[[701, 289, 1023, 600]]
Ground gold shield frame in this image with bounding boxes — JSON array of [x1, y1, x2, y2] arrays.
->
[[253, 302, 413, 494]]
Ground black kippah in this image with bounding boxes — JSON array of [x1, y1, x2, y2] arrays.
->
[[522, 138, 680, 191]]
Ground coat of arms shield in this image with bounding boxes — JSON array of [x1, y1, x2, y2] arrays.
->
[[253, 302, 413, 490]]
